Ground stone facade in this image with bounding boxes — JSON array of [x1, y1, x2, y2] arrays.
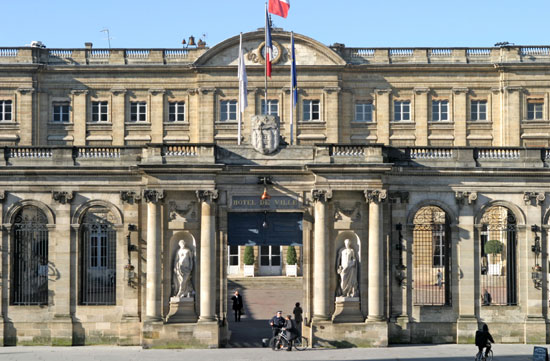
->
[[0, 31, 550, 347]]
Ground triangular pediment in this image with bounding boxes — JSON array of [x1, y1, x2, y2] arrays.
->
[[195, 30, 346, 68]]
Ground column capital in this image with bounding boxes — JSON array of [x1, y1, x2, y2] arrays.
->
[[414, 87, 430, 94], [110, 87, 127, 95], [17, 87, 35, 95], [323, 86, 341, 94], [196, 190, 218, 203], [375, 88, 392, 95], [524, 191, 545, 206], [364, 189, 387, 203], [311, 189, 332, 203], [455, 191, 477, 205], [198, 87, 217, 95], [143, 189, 164, 203], [52, 191, 74, 205], [452, 87, 469, 94], [120, 191, 142, 204], [148, 88, 165, 96], [70, 88, 88, 95]]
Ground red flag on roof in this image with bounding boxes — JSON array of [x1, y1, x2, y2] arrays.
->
[[269, 0, 290, 18]]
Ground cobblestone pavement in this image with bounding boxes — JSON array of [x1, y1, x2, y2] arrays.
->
[[0, 344, 539, 361]]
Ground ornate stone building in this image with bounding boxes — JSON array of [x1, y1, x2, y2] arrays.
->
[[0, 30, 550, 347]]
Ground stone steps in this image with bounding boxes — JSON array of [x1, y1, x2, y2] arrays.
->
[[228, 276, 303, 290]]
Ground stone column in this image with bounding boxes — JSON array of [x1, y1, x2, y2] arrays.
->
[[365, 189, 386, 321], [197, 190, 218, 322], [375, 89, 391, 144], [324, 87, 341, 143], [311, 189, 332, 321], [71, 89, 88, 146], [453, 88, 468, 146], [414, 87, 429, 146], [144, 189, 164, 321], [0, 191, 5, 346], [111, 88, 127, 146], [17, 87, 34, 145], [149, 89, 165, 143]]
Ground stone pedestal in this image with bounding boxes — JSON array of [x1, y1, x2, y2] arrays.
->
[[332, 297, 364, 323], [166, 297, 198, 323]]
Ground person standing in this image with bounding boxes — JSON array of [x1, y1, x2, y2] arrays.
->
[[269, 311, 285, 337], [283, 315, 298, 351], [292, 302, 303, 336], [231, 290, 244, 322]]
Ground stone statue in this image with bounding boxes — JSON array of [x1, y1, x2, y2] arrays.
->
[[336, 238, 358, 298], [250, 114, 280, 155], [172, 240, 194, 299]]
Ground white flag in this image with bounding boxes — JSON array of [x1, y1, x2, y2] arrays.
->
[[238, 33, 248, 114]]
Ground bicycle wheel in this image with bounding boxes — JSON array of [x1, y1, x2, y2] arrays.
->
[[276, 337, 289, 351], [485, 350, 493, 361], [269, 336, 277, 350], [293, 336, 308, 351]]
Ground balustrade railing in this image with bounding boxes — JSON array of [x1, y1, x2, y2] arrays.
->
[[163, 145, 198, 156], [49, 49, 73, 58], [126, 50, 149, 59], [76, 147, 121, 158], [0, 48, 18, 57], [90, 50, 110, 59], [164, 49, 189, 58], [330, 145, 365, 157], [429, 49, 452, 57], [390, 49, 413, 57], [466, 48, 491, 56], [9, 148, 52, 158], [476, 148, 520, 159], [350, 48, 375, 57], [521, 47, 550, 56], [410, 148, 453, 159]]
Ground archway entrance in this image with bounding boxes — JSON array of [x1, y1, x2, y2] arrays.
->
[[225, 212, 304, 347]]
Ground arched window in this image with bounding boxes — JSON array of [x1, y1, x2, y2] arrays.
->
[[480, 206, 517, 306], [12, 206, 49, 305], [413, 206, 451, 305], [80, 207, 116, 305]]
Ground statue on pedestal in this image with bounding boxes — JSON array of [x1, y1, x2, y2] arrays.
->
[[172, 240, 194, 299], [336, 238, 358, 298]]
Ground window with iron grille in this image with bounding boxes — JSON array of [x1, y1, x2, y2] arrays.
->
[[413, 206, 451, 305], [261, 99, 279, 116], [80, 208, 116, 305], [432, 100, 448, 121], [130, 101, 147, 122], [91, 101, 109, 122], [168, 102, 185, 122], [53, 102, 70, 122], [393, 100, 410, 121], [12, 206, 49, 305], [470, 100, 487, 121], [0, 100, 12, 121], [355, 102, 373, 122], [220, 100, 237, 122], [302, 99, 320, 121], [480, 206, 517, 306], [527, 99, 544, 120]]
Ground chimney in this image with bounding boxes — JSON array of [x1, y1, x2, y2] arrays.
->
[[85, 42, 93, 49]]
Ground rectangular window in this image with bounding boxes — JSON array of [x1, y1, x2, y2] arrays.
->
[[53, 102, 70, 122], [432, 100, 448, 121], [432, 227, 445, 267], [302, 99, 320, 121], [393, 100, 410, 121], [130, 102, 147, 122], [229, 245, 239, 266], [220, 100, 237, 122], [470, 100, 487, 121], [261, 99, 279, 116], [168, 102, 185, 122], [355, 102, 373, 122], [91, 101, 108, 122], [0, 100, 12, 121], [527, 99, 544, 120]]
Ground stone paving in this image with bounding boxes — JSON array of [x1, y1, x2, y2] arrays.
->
[[0, 344, 540, 360]]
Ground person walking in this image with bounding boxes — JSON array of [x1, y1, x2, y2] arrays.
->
[[283, 314, 299, 351], [231, 290, 244, 322], [292, 302, 303, 336], [269, 310, 285, 338]]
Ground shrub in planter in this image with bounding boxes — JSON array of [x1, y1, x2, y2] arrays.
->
[[243, 246, 255, 265], [286, 246, 297, 265], [484, 240, 503, 264]]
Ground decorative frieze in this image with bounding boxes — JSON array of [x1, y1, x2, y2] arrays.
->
[[52, 191, 74, 204], [523, 192, 545, 206], [143, 189, 164, 203], [120, 191, 142, 204], [455, 191, 477, 205], [196, 190, 218, 203], [364, 189, 387, 203], [311, 189, 332, 203]]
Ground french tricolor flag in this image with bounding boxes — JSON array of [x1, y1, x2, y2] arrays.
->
[[265, 7, 272, 78], [269, 0, 290, 18]]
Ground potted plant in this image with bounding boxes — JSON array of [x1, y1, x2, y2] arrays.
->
[[484, 240, 504, 276], [286, 245, 298, 277], [243, 246, 255, 277]]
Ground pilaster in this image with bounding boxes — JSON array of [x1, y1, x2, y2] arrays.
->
[[324, 87, 341, 143], [198, 88, 216, 143], [504, 86, 522, 146], [149, 89, 165, 143], [71, 89, 88, 146], [17, 87, 35, 145], [110, 88, 126, 146], [453, 88, 468, 146], [375, 89, 391, 144], [414, 87, 429, 146]]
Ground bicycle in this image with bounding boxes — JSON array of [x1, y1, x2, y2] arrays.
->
[[475, 349, 493, 361], [269, 329, 308, 351]]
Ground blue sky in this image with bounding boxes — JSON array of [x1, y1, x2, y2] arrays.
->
[[2, 0, 549, 49]]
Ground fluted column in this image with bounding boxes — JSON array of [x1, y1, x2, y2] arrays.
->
[[311, 189, 332, 321], [365, 189, 386, 321], [144, 189, 164, 321], [197, 190, 218, 322]]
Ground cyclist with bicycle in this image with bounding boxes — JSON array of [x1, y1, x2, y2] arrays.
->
[[283, 315, 298, 351], [475, 323, 494, 360], [269, 311, 286, 338]]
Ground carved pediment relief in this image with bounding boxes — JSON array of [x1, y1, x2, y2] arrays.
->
[[334, 201, 362, 222], [169, 201, 198, 223]]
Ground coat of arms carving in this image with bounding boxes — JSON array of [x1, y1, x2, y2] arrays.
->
[[250, 114, 280, 155]]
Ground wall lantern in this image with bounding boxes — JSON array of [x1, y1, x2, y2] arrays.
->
[[125, 224, 138, 287], [531, 224, 542, 289], [258, 176, 273, 201], [395, 223, 407, 286]]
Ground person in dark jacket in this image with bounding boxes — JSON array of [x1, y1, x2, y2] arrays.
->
[[292, 302, 303, 336], [269, 311, 285, 337], [230, 290, 244, 322], [283, 315, 299, 351], [475, 323, 495, 358]]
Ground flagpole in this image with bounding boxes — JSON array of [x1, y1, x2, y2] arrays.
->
[[264, 2, 268, 106], [290, 31, 294, 146], [238, 33, 243, 145]]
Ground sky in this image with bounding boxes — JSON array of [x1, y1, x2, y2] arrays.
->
[[2, 0, 549, 49]]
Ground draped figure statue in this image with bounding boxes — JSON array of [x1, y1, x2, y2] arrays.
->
[[172, 240, 194, 299], [336, 239, 359, 298]]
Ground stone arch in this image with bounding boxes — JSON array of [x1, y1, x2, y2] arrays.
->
[[475, 200, 526, 226], [72, 200, 123, 228], [406, 199, 457, 227], [5, 199, 55, 226]]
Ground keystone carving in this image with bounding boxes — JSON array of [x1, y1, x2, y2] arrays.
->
[[311, 189, 332, 203], [196, 190, 219, 203], [455, 191, 477, 205], [143, 190, 164, 203], [364, 189, 387, 203], [120, 191, 142, 204], [523, 192, 545, 206], [52, 191, 74, 204]]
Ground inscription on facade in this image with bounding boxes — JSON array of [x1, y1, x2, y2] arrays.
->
[[231, 195, 301, 210]]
